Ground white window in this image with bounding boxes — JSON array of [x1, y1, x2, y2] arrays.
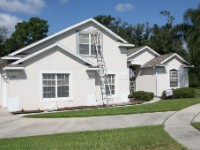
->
[[169, 69, 178, 88], [79, 33, 101, 56], [43, 74, 69, 98], [106, 74, 115, 95]]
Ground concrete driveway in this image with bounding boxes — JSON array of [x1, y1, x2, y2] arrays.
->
[[0, 109, 174, 138], [1, 104, 200, 150], [164, 103, 200, 150]]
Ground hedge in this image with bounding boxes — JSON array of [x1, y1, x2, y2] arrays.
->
[[130, 91, 154, 101], [162, 87, 195, 99]]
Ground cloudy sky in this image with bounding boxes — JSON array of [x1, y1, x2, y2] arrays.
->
[[0, 0, 199, 36]]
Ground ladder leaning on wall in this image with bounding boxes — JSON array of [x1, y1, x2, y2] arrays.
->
[[92, 29, 113, 106]]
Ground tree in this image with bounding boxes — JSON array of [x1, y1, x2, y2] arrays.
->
[[149, 11, 185, 57], [177, 5, 200, 87], [0, 26, 8, 56], [131, 23, 151, 47], [94, 15, 150, 46], [4, 17, 49, 55]]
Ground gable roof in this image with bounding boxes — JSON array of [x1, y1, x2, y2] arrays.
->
[[127, 46, 160, 58], [11, 42, 97, 67], [142, 53, 189, 68], [8, 18, 128, 57]]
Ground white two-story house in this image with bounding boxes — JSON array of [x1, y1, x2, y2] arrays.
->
[[0, 18, 134, 112]]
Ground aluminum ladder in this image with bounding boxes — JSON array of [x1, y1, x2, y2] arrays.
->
[[93, 29, 113, 106]]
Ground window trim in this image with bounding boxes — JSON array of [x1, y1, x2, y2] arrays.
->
[[106, 74, 115, 95], [105, 71, 117, 97], [40, 71, 73, 101], [169, 69, 179, 88]]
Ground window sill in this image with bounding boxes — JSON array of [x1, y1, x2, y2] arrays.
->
[[42, 97, 73, 101], [80, 54, 97, 58]]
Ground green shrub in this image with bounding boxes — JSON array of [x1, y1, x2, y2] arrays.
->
[[162, 87, 195, 99], [173, 87, 195, 98], [132, 91, 154, 101]]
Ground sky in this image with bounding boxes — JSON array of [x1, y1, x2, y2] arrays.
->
[[0, 0, 199, 36]]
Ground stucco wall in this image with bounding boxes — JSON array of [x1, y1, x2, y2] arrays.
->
[[6, 22, 129, 111], [135, 68, 156, 94], [156, 57, 189, 96], [7, 48, 98, 110], [129, 48, 157, 65]]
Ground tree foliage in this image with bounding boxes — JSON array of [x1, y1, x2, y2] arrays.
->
[[95, 13, 185, 58], [149, 11, 186, 57], [94, 15, 150, 46], [4, 17, 49, 55], [177, 5, 200, 87], [0, 26, 8, 56]]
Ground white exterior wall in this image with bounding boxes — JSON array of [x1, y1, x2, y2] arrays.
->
[[5, 22, 129, 111], [60, 22, 129, 104], [156, 57, 189, 96], [135, 68, 156, 94], [7, 48, 98, 111], [129, 48, 157, 65]]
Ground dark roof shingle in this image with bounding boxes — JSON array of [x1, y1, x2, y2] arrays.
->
[[127, 46, 146, 57], [143, 53, 174, 67]]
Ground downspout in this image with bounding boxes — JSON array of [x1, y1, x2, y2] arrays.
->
[[2, 72, 8, 108], [0, 71, 2, 108], [153, 67, 158, 97], [135, 69, 142, 92]]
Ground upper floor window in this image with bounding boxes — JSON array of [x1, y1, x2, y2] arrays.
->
[[169, 69, 178, 88], [78, 32, 101, 56]]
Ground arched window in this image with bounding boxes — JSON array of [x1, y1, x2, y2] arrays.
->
[[169, 69, 178, 88]]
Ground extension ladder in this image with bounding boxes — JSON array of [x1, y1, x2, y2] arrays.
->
[[92, 29, 113, 106]]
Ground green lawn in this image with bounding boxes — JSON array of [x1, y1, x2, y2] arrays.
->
[[192, 122, 200, 131], [0, 125, 185, 150], [26, 97, 200, 118]]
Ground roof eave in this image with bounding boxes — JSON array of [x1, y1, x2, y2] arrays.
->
[[127, 46, 160, 58], [3, 67, 24, 70]]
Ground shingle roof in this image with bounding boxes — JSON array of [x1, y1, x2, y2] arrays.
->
[[127, 46, 146, 57], [143, 53, 174, 67]]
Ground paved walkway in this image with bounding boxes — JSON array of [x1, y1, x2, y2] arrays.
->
[[0, 111, 174, 138], [164, 103, 200, 150], [0, 104, 200, 150]]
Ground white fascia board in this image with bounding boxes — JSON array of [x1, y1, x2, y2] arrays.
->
[[118, 42, 135, 47], [183, 65, 194, 68], [127, 46, 160, 59], [161, 53, 189, 65], [141, 64, 166, 69], [11, 43, 97, 67], [3, 67, 24, 70], [9, 18, 128, 56], [86, 68, 99, 71], [2, 56, 21, 60]]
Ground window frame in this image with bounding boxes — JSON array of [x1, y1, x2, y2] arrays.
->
[[106, 74, 115, 95], [169, 69, 179, 88], [40, 71, 72, 101], [78, 32, 101, 56]]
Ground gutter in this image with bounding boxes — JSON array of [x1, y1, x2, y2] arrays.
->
[[153, 67, 158, 97]]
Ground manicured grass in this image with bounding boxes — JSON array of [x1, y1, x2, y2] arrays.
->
[[26, 97, 200, 118], [0, 125, 185, 150], [192, 122, 200, 131]]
